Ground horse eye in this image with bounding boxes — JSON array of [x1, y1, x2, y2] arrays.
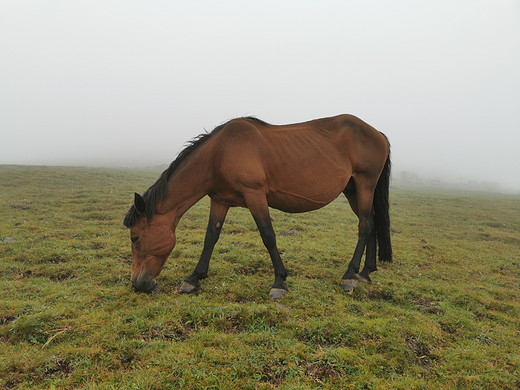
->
[[131, 236, 139, 244]]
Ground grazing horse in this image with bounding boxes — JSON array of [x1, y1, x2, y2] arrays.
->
[[124, 114, 392, 299]]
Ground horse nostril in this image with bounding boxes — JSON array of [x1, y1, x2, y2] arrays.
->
[[131, 275, 157, 293]]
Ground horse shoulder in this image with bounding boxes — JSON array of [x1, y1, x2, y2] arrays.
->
[[208, 120, 268, 189]]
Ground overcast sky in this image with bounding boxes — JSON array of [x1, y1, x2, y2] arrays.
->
[[1, 0, 519, 191]]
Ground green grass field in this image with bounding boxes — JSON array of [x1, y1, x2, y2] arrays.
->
[[1, 165, 519, 389]]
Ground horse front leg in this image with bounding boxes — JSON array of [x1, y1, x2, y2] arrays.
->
[[179, 200, 229, 293]]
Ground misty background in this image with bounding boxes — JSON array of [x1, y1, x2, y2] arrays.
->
[[1, 1, 519, 192]]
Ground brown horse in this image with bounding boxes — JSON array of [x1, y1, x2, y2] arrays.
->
[[124, 114, 392, 299]]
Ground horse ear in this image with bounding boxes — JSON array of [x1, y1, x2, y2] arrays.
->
[[134, 193, 146, 215]]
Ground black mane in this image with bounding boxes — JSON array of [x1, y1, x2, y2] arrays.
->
[[123, 117, 268, 228]]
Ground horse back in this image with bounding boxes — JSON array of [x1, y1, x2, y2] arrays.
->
[[205, 115, 388, 212]]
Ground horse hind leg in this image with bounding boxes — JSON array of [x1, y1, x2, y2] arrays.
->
[[346, 178, 377, 282], [342, 177, 376, 292], [358, 229, 376, 283]]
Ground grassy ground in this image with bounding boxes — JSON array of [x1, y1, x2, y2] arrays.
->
[[0, 165, 519, 389]]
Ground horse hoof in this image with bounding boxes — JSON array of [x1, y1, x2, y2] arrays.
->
[[179, 281, 197, 294], [269, 288, 287, 300], [341, 279, 359, 293]]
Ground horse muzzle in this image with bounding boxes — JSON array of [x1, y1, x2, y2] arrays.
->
[[131, 273, 157, 293]]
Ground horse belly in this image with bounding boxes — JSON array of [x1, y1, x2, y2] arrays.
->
[[266, 167, 349, 213], [261, 135, 350, 212]]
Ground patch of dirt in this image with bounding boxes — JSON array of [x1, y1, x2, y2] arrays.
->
[[143, 322, 195, 342], [413, 297, 444, 315], [43, 356, 74, 378], [259, 363, 288, 385], [367, 288, 396, 302], [14, 270, 33, 279], [418, 238, 435, 255], [44, 255, 69, 264], [235, 262, 266, 276], [10, 204, 31, 210], [49, 271, 76, 282], [405, 335, 436, 366], [305, 362, 339, 383], [91, 241, 106, 250], [3, 379, 19, 389], [0, 315, 17, 326]]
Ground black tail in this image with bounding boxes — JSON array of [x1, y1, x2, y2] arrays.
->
[[374, 150, 392, 262]]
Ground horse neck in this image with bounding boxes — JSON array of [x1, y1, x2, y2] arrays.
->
[[157, 154, 211, 229]]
